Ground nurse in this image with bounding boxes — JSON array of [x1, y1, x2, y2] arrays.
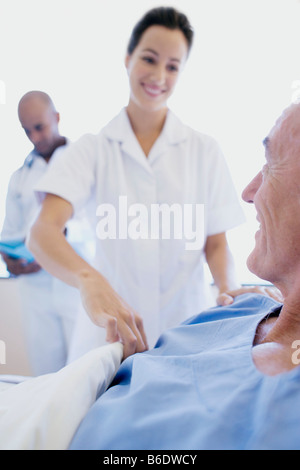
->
[[28, 7, 269, 360]]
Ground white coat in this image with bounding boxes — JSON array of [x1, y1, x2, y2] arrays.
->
[[35, 108, 245, 359]]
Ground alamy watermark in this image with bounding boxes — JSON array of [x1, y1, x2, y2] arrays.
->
[[291, 80, 300, 104], [0, 340, 6, 365], [96, 196, 205, 251], [291, 340, 300, 365], [0, 80, 6, 104]]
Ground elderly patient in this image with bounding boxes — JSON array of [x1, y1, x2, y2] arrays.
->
[[67, 103, 300, 450]]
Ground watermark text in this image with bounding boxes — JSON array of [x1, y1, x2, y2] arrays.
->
[[0, 80, 6, 104], [0, 340, 6, 365], [291, 80, 300, 104], [96, 197, 205, 251], [103, 453, 198, 466], [291, 340, 300, 365]]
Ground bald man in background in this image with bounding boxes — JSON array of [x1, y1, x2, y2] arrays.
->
[[1, 91, 88, 375]]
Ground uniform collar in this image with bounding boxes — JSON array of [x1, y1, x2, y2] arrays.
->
[[103, 108, 187, 171], [24, 150, 39, 168], [160, 109, 188, 145], [104, 108, 188, 146], [23, 139, 69, 167]]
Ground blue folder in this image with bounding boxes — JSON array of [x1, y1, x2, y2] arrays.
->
[[0, 240, 35, 263]]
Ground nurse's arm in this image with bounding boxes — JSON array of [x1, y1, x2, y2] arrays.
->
[[27, 193, 148, 359], [204, 232, 240, 306]]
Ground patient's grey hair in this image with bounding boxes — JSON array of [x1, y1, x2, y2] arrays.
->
[[269, 103, 300, 164]]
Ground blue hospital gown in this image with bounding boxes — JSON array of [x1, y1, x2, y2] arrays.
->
[[69, 294, 300, 450]]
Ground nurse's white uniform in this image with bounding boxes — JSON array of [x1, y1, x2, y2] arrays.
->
[[1, 146, 93, 375], [35, 109, 245, 360]]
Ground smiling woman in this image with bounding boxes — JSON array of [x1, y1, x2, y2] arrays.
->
[[125, 25, 189, 154], [124, 8, 193, 155], [26, 6, 246, 361]]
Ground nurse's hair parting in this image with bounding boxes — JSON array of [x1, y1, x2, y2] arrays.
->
[[127, 6, 194, 56]]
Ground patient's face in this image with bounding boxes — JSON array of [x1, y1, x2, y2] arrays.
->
[[242, 104, 300, 294]]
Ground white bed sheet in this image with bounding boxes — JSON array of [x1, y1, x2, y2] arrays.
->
[[0, 342, 123, 450]]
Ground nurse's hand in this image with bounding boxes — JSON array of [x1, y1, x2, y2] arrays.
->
[[217, 285, 284, 306], [79, 270, 149, 360]]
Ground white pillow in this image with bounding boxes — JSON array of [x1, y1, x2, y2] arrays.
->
[[0, 342, 123, 450]]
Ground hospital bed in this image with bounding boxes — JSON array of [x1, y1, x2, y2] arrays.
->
[[0, 342, 123, 450], [0, 275, 123, 449]]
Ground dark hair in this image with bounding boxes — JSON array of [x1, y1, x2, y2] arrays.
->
[[127, 7, 194, 55]]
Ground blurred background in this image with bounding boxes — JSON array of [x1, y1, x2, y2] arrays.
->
[[1, 0, 300, 282]]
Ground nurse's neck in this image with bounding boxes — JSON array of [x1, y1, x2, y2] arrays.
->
[[126, 103, 167, 157]]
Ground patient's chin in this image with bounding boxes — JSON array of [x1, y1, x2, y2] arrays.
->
[[247, 250, 262, 277], [247, 251, 270, 285]]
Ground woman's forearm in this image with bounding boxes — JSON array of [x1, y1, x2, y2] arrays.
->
[[27, 194, 148, 358], [27, 218, 98, 288], [204, 232, 240, 293]]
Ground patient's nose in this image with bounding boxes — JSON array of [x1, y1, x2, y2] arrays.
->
[[242, 171, 262, 203]]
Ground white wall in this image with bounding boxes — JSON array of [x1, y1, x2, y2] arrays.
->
[[1, 0, 300, 283]]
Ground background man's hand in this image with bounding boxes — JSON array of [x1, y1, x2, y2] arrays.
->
[[0, 253, 41, 276]]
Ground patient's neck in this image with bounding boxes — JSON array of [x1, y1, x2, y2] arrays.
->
[[252, 294, 300, 376], [263, 295, 300, 347]]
